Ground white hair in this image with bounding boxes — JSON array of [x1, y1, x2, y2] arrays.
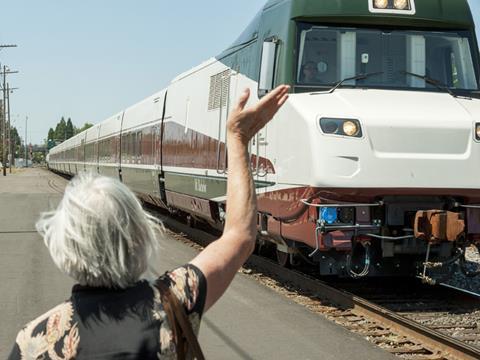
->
[[36, 172, 163, 289]]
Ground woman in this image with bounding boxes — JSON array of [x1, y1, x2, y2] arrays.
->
[[8, 85, 290, 359]]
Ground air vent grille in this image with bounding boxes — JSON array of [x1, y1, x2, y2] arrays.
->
[[208, 70, 231, 110]]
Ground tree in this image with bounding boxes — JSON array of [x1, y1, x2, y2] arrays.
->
[[48, 128, 55, 141], [47, 118, 94, 144], [54, 117, 67, 141], [66, 118, 74, 139], [75, 122, 94, 135], [0, 127, 23, 165], [32, 151, 45, 164], [11, 127, 21, 154]]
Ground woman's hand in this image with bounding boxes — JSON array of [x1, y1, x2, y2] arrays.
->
[[226, 85, 290, 145], [191, 84, 289, 312]]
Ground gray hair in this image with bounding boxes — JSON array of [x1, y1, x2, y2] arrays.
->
[[36, 173, 163, 289]]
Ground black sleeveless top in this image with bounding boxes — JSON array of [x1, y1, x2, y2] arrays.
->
[[8, 264, 206, 359]]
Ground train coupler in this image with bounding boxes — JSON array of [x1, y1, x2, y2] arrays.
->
[[414, 210, 465, 244]]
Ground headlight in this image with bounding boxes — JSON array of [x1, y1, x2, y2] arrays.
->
[[372, 0, 412, 11], [320, 118, 363, 138], [394, 0, 408, 10], [476, 123, 480, 141], [343, 121, 360, 137], [374, 0, 388, 9]]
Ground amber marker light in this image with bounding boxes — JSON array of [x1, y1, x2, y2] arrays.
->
[[374, 0, 389, 9], [394, 0, 409, 10], [476, 123, 480, 141], [343, 121, 359, 137]]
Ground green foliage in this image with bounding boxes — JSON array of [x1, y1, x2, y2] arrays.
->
[[47, 128, 55, 141], [54, 117, 67, 141], [48, 117, 94, 144], [75, 122, 94, 134], [66, 118, 74, 139], [0, 126, 22, 165], [32, 151, 45, 164]]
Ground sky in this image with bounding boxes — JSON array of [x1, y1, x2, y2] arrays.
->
[[0, 0, 479, 145]]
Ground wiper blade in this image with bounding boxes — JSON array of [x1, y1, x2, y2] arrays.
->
[[402, 71, 457, 98], [311, 71, 384, 95]]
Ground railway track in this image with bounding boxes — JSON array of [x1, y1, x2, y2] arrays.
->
[[150, 208, 480, 360], [47, 178, 65, 194]]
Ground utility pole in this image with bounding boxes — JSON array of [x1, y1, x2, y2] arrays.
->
[[1, 65, 18, 176], [25, 116, 28, 168], [7, 83, 11, 173], [6, 84, 19, 172], [2, 65, 6, 176], [7, 83, 13, 174], [0, 44, 18, 175], [0, 99, 3, 174]]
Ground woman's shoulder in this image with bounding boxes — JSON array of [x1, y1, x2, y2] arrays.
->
[[155, 264, 207, 317], [9, 301, 80, 359]]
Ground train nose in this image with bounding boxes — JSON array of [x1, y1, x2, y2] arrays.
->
[[338, 90, 473, 159], [368, 123, 471, 158]]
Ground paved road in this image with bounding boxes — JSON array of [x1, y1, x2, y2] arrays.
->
[[0, 168, 392, 359], [0, 168, 72, 357]]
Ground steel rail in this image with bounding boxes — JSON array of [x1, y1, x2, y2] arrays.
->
[[152, 209, 480, 360], [246, 256, 480, 360]]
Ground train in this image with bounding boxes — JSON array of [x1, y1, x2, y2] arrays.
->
[[48, 0, 480, 280]]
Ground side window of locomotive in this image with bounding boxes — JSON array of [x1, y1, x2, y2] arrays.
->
[[297, 28, 338, 85], [425, 35, 477, 90]]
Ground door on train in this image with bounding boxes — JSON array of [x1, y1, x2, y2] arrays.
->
[[153, 91, 167, 207]]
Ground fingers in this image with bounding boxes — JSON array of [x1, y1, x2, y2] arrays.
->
[[256, 85, 290, 119], [277, 93, 289, 107], [259, 85, 290, 107], [235, 88, 250, 112]]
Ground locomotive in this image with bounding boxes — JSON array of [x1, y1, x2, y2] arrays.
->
[[48, 0, 480, 279]]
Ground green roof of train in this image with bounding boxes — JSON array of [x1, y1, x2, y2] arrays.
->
[[263, 0, 475, 28]]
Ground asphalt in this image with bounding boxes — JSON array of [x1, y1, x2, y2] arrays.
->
[[0, 168, 393, 359]]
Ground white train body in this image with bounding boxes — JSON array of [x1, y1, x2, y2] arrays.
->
[[49, 0, 480, 277]]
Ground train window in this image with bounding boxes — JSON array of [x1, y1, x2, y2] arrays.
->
[[125, 133, 130, 163], [130, 132, 135, 163], [141, 127, 153, 165], [111, 138, 116, 162], [122, 134, 127, 163], [137, 131, 142, 163], [296, 24, 479, 92]]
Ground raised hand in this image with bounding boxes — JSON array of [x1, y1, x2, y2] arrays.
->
[[226, 85, 290, 145]]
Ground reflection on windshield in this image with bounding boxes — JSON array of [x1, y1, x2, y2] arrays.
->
[[296, 25, 479, 91]]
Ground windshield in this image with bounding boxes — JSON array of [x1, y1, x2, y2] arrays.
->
[[296, 24, 479, 92]]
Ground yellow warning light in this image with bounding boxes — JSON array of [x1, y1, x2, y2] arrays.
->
[[374, 0, 388, 9], [394, 0, 409, 10]]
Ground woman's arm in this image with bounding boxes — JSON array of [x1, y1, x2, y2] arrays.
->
[[190, 85, 289, 312]]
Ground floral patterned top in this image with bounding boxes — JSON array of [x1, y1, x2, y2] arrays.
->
[[8, 264, 207, 360]]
